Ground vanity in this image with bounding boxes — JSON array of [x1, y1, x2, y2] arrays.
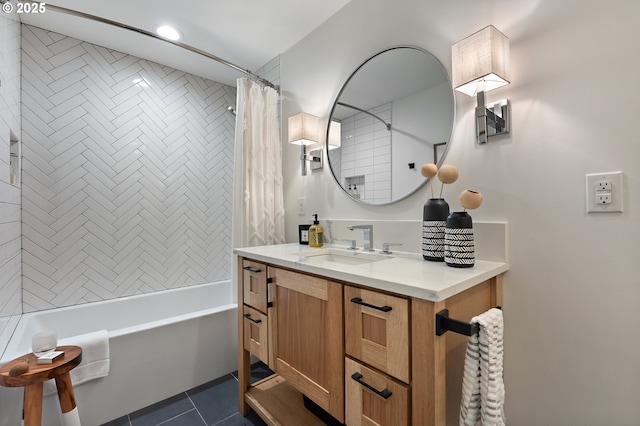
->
[[235, 243, 508, 426], [235, 36, 505, 425]]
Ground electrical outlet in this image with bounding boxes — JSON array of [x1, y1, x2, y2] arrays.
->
[[586, 171, 623, 213], [297, 197, 306, 216], [596, 193, 611, 205]]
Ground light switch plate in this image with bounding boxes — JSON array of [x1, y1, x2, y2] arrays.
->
[[586, 171, 623, 213]]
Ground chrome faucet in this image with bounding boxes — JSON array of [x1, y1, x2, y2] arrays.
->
[[381, 242, 403, 254], [347, 225, 374, 252], [336, 238, 358, 250]]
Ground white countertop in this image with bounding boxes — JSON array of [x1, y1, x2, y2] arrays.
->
[[234, 243, 508, 302]]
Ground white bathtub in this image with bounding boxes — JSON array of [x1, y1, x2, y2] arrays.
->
[[0, 281, 238, 426]]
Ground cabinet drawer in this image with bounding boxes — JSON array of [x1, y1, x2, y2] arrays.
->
[[345, 357, 409, 426], [242, 260, 269, 312], [242, 305, 269, 364], [345, 286, 410, 383]]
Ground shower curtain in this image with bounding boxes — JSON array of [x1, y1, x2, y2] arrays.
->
[[232, 78, 285, 249]]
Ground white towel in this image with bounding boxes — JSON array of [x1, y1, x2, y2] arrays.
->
[[44, 330, 110, 396], [459, 308, 505, 426]]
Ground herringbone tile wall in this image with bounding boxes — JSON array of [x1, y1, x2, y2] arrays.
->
[[0, 14, 22, 354], [21, 25, 237, 313]]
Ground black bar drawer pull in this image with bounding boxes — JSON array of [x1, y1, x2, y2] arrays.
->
[[351, 372, 392, 399], [350, 297, 392, 312], [243, 266, 262, 274], [266, 278, 273, 308], [243, 313, 262, 324]]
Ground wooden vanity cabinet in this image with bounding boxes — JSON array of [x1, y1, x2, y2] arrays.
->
[[269, 267, 344, 422], [237, 256, 503, 426], [238, 260, 344, 425]]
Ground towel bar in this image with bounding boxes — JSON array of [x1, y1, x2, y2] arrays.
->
[[435, 307, 501, 336]]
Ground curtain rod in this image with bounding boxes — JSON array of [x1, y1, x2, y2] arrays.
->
[[39, 2, 279, 91], [337, 102, 391, 130]]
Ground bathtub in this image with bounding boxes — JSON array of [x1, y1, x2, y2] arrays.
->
[[0, 281, 238, 426]]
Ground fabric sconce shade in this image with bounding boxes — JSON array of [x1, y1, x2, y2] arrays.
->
[[288, 112, 319, 146], [452, 25, 510, 97], [289, 112, 320, 176], [328, 120, 341, 150], [452, 25, 511, 145]]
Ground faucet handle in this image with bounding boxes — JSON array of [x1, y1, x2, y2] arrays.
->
[[381, 242, 402, 254], [336, 238, 358, 250]]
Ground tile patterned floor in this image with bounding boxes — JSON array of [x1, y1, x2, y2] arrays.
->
[[101, 363, 272, 426]]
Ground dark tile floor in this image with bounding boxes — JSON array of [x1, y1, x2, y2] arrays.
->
[[101, 363, 272, 426]]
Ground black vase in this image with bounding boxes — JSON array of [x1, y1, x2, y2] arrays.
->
[[444, 212, 475, 268], [422, 198, 449, 261]]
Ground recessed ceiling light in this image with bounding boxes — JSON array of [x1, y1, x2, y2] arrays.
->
[[156, 25, 181, 41]]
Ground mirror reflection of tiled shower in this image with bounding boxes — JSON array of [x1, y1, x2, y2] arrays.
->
[[339, 103, 392, 203], [344, 175, 365, 200]]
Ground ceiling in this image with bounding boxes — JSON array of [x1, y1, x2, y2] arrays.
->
[[19, 0, 352, 87]]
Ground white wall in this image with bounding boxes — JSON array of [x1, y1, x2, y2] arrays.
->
[[280, 1, 640, 424]]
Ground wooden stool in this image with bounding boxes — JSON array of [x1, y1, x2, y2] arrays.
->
[[0, 345, 82, 426]]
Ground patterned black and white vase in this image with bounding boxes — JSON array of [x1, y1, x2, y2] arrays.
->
[[444, 211, 475, 268], [422, 198, 449, 261]]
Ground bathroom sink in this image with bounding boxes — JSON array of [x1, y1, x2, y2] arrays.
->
[[292, 248, 391, 265]]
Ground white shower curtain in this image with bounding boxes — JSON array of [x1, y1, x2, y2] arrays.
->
[[232, 78, 285, 249]]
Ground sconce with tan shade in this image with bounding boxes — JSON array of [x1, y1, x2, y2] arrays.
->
[[452, 25, 511, 144], [288, 112, 323, 176]]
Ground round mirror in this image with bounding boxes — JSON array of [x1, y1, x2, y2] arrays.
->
[[326, 46, 455, 205]]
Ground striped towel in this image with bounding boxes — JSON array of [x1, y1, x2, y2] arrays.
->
[[459, 308, 506, 426]]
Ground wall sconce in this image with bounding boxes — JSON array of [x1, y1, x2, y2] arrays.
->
[[288, 112, 322, 176], [452, 25, 511, 144]]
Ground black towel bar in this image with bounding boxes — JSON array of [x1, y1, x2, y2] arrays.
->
[[435, 307, 501, 336]]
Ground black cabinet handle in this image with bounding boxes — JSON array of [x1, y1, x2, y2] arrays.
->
[[243, 266, 262, 274], [243, 313, 262, 324], [350, 297, 392, 312], [351, 372, 392, 399], [266, 277, 273, 308]]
